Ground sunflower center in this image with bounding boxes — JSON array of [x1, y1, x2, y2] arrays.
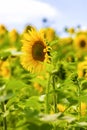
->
[[32, 41, 46, 61], [80, 40, 86, 47]]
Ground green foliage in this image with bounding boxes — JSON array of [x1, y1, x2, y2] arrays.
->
[[1, 26, 87, 130]]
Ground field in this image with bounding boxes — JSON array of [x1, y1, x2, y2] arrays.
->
[[0, 25, 87, 130]]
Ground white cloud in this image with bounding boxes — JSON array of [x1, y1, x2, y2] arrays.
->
[[0, 0, 61, 31]]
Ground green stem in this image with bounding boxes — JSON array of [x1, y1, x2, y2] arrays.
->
[[52, 76, 57, 113], [77, 79, 81, 118], [78, 86, 81, 117], [45, 74, 51, 114], [1, 102, 7, 130]]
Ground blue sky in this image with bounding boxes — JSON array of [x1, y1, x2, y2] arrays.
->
[[0, 0, 87, 34], [38, 0, 87, 30]]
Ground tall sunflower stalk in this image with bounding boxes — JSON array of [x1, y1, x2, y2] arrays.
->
[[52, 75, 58, 113], [20, 28, 51, 113]]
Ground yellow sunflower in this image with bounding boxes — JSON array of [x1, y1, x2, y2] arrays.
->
[[33, 82, 43, 93], [81, 102, 87, 116], [0, 24, 8, 44], [0, 60, 10, 78], [40, 27, 56, 42], [57, 104, 66, 112], [68, 27, 75, 34], [9, 29, 19, 44], [59, 37, 73, 45], [23, 25, 36, 33], [0, 24, 7, 35], [74, 34, 87, 52], [77, 58, 87, 79], [21, 29, 50, 73]]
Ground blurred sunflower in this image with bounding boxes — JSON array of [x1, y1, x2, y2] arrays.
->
[[0, 24, 7, 35], [81, 102, 87, 116], [57, 104, 66, 112], [21, 29, 50, 73], [9, 29, 19, 44], [59, 37, 73, 45], [67, 27, 75, 34], [23, 25, 36, 33], [0, 60, 10, 78], [50, 104, 66, 114], [74, 34, 87, 52], [40, 27, 56, 42], [0, 24, 8, 44], [76, 30, 87, 36], [33, 82, 43, 93], [77, 58, 87, 79]]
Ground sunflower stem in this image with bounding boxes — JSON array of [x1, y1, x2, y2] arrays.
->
[[77, 79, 81, 118], [52, 75, 57, 113], [1, 101, 7, 130], [45, 74, 51, 114]]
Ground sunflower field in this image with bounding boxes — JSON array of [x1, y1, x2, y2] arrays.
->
[[1, 24, 87, 130]]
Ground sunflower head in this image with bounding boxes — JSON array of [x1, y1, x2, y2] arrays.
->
[[9, 29, 19, 44], [40, 27, 56, 42], [20, 29, 50, 73], [74, 34, 87, 52], [57, 104, 66, 112], [67, 27, 75, 34], [0, 60, 10, 78], [0, 24, 8, 45], [23, 25, 36, 33], [0, 24, 7, 35], [81, 102, 87, 116], [77, 58, 87, 79]]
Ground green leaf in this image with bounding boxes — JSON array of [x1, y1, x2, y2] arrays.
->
[[76, 122, 87, 127], [81, 80, 87, 90], [0, 91, 14, 102], [25, 96, 42, 111], [0, 51, 11, 60], [6, 78, 29, 91], [79, 94, 87, 103], [61, 115, 76, 123]]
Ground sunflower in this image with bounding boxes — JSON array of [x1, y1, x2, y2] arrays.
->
[[81, 102, 87, 116], [74, 34, 87, 52], [57, 104, 66, 112], [0, 60, 10, 78], [9, 29, 19, 44], [0, 24, 7, 35], [77, 58, 87, 79], [0, 24, 8, 44], [40, 27, 56, 42], [23, 25, 36, 33], [50, 104, 66, 114], [33, 82, 43, 93], [59, 37, 73, 45], [21, 29, 50, 73], [68, 27, 75, 34]]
